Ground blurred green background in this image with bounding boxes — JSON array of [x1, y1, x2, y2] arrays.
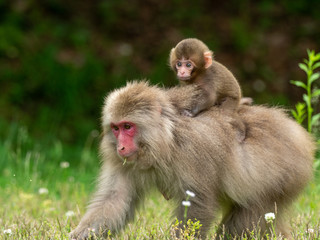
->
[[1, 0, 320, 144]]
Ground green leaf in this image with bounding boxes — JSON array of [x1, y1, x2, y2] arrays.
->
[[309, 73, 320, 84], [311, 113, 320, 127], [291, 103, 306, 124], [290, 80, 307, 89], [296, 102, 306, 112], [312, 89, 320, 97], [307, 49, 312, 56], [303, 94, 311, 106], [308, 49, 316, 61], [312, 62, 320, 70], [291, 109, 298, 119], [313, 52, 320, 61], [299, 63, 309, 74]]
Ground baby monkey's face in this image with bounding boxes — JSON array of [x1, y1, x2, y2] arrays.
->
[[175, 57, 196, 81]]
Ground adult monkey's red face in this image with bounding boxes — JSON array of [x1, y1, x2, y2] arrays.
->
[[110, 121, 138, 161]]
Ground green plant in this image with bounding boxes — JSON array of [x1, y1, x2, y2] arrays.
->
[[290, 49, 320, 134], [291, 102, 306, 125]]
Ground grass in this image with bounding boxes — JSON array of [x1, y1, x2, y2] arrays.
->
[[1, 124, 320, 239], [0, 125, 177, 239]]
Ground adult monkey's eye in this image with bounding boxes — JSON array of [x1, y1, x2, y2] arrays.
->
[[124, 123, 131, 130], [111, 125, 119, 131], [176, 61, 182, 67]]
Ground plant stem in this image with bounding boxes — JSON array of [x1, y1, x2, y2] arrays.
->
[[307, 68, 312, 133]]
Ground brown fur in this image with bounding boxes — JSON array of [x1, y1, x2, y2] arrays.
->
[[70, 81, 315, 239], [169, 38, 242, 115], [169, 38, 248, 141]]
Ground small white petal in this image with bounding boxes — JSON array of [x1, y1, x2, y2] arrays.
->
[[65, 211, 75, 217], [38, 188, 49, 195], [186, 190, 195, 197], [4, 229, 12, 235], [308, 229, 314, 234], [264, 212, 275, 222], [60, 161, 70, 168], [182, 201, 191, 207]]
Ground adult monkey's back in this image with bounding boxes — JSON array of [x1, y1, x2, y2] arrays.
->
[[70, 82, 315, 239]]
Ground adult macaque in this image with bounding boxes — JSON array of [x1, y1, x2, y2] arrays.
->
[[70, 81, 315, 239]]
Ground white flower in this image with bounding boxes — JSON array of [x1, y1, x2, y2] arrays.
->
[[65, 210, 75, 217], [182, 201, 191, 207], [264, 212, 275, 222], [38, 188, 49, 195], [3, 229, 12, 235], [307, 228, 314, 234], [88, 228, 96, 232], [60, 161, 70, 168], [186, 190, 195, 197]]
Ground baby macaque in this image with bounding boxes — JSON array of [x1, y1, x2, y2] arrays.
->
[[169, 38, 247, 139], [169, 38, 245, 116]]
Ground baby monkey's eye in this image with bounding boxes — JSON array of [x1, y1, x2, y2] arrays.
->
[[186, 62, 192, 68], [176, 61, 182, 67], [124, 124, 131, 130]]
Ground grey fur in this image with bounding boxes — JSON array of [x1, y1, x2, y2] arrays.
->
[[70, 81, 315, 239]]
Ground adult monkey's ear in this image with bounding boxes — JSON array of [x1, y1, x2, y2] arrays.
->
[[204, 51, 213, 69]]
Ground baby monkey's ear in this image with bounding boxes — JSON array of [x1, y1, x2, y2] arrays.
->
[[169, 48, 177, 69], [170, 48, 176, 60], [203, 51, 213, 68]]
